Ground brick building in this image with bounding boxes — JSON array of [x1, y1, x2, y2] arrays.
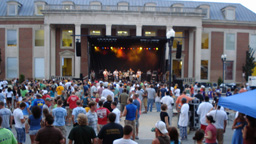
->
[[1, 0, 256, 83]]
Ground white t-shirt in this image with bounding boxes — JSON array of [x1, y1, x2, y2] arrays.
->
[[13, 108, 25, 128], [178, 103, 189, 127], [113, 138, 138, 144], [102, 89, 114, 101], [197, 102, 213, 125], [208, 110, 228, 129], [6, 91, 13, 98], [174, 89, 180, 97], [160, 96, 174, 110], [112, 108, 121, 124]]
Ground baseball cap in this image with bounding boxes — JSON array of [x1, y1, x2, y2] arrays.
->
[[36, 94, 42, 97], [45, 98, 51, 101], [155, 121, 168, 134]]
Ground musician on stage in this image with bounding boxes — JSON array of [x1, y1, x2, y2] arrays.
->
[[136, 69, 142, 82], [90, 70, 95, 81], [113, 69, 119, 81], [103, 69, 108, 81], [119, 71, 123, 80], [129, 68, 134, 81], [146, 69, 152, 82]]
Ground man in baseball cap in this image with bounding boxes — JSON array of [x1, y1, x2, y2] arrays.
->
[[152, 121, 170, 144]]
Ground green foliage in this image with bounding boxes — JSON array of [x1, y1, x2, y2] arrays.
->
[[243, 46, 256, 82], [19, 74, 25, 83], [218, 77, 223, 86]]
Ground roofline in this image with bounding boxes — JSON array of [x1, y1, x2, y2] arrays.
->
[[0, 16, 44, 21], [203, 19, 256, 26]]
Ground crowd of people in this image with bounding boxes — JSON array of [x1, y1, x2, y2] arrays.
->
[[0, 78, 255, 144]]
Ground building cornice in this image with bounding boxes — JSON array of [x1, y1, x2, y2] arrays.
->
[[203, 19, 256, 26], [0, 16, 44, 21]]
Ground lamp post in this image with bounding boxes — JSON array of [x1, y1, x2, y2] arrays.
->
[[166, 28, 175, 87], [221, 54, 227, 92]]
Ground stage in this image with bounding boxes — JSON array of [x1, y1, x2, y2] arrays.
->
[[88, 36, 167, 80]]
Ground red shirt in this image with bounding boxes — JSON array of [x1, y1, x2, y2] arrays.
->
[[205, 123, 217, 143], [96, 107, 110, 125], [67, 95, 79, 109], [42, 95, 51, 101]]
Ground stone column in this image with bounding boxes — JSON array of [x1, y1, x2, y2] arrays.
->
[[136, 24, 142, 36], [50, 26, 56, 77], [106, 24, 111, 36], [194, 26, 202, 81], [44, 24, 50, 79], [75, 24, 81, 78], [188, 29, 194, 78]]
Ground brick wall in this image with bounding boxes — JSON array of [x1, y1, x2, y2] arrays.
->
[[81, 28, 88, 77], [236, 33, 249, 83], [210, 32, 224, 82], [19, 28, 33, 79], [0, 28, 5, 79]]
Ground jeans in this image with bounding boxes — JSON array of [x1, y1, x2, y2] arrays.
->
[[167, 108, 173, 126], [155, 102, 161, 112], [147, 99, 154, 112]]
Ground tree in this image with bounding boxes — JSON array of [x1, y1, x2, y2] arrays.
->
[[243, 46, 256, 82]]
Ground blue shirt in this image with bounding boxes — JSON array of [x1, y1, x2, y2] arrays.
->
[[125, 104, 137, 121], [226, 91, 232, 96], [160, 88, 167, 97], [22, 102, 30, 116], [52, 107, 67, 126], [72, 107, 86, 123], [29, 115, 42, 130], [0, 93, 5, 102], [31, 98, 45, 110], [50, 90, 55, 97], [83, 85, 89, 94], [133, 100, 140, 119]]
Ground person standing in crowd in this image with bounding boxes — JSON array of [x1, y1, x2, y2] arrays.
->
[[13, 102, 27, 144], [197, 96, 213, 132], [208, 106, 227, 144], [195, 90, 204, 103], [239, 85, 247, 93], [160, 104, 169, 128], [35, 114, 64, 144], [113, 125, 138, 144], [102, 84, 114, 101], [178, 98, 189, 141], [226, 88, 232, 96], [133, 94, 141, 140], [31, 94, 45, 110], [96, 100, 110, 130], [56, 83, 64, 97], [111, 102, 121, 124], [194, 82, 199, 95], [242, 115, 256, 144], [52, 100, 67, 144], [142, 87, 148, 113], [232, 113, 246, 144], [176, 91, 194, 113], [86, 101, 99, 135], [122, 98, 137, 140], [0, 117, 17, 144], [0, 89, 5, 103], [160, 91, 174, 126], [6, 87, 13, 108], [146, 85, 156, 112], [103, 95, 113, 112], [42, 97, 52, 112], [28, 106, 42, 144], [67, 91, 80, 125], [72, 100, 86, 127], [0, 101, 12, 129], [68, 113, 97, 144], [193, 129, 205, 144], [98, 113, 123, 144], [168, 127, 181, 144], [160, 84, 167, 98], [204, 115, 217, 144], [174, 85, 180, 99], [119, 89, 129, 113], [152, 121, 170, 144], [155, 92, 161, 112]]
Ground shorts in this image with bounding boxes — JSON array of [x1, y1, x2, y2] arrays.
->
[[7, 98, 12, 102], [125, 120, 136, 135], [29, 129, 39, 135], [55, 125, 67, 137], [120, 104, 126, 112], [15, 127, 26, 143], [68, 108, 73, 118], [143, 98, 148, 106], [136, 119, 139, 128]]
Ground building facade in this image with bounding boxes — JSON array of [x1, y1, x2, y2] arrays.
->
[[1, 0, 256, 83]]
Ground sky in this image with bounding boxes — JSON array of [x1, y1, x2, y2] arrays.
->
[[191, 0, 256, 13]]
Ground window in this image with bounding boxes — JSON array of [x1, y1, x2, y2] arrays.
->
[[34, 58, 45, 78], [8, 4, 16, 15], [202, 8, 209, 19], [201, 60, 208, 80], [145, 31, 156, 37], [89, 30, 101, 36], [90, 2, 101, 10], [225, 33, 235, 50], [7, 29, 17, 47], [171, 4, 184, 12], [144, 3, 156, 12], [201, 33, 209, 49], [226, 9, 235, 20], [36, 4, 43, 15], [35, 30, 44, 47], [225, 61, 234, 80], [62, 30, 73, 48], [7, 57, 18, 78], [117, 31, 129, 36], [172, 60, 182, 78], [118, 2, 129, 11], [173, 32, 183, 49], [250, 34, 256, 50], [62, 58, 72, 76]]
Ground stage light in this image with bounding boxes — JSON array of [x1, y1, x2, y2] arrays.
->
[[156, 47, 159, 50], [111, 47, 113, 50], [146, 48, 148, 50], [149, 48, 151, 50], [104, 47, 106, 49], [94, 46, 97, 49], [144, 48, 146, 50], [102, 47, 104, 49], [154, 48, 156, 50]]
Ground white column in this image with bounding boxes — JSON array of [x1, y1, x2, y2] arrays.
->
[[188, 29, 194, 77], [165, 26, 172, 60], [50, 27, 56, 77], [194, 27, 202, 81], [136, 24, 142, 36], [75, 24, 81, 78], [106, 24, 111, 36], [44, 24, 51, 79]]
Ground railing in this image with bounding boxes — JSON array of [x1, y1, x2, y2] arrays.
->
[[176, 77, 195, 85], [44, 4, 205, 16]]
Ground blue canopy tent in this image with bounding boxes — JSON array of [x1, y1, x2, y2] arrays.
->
[[218, 89, 256, 118]]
